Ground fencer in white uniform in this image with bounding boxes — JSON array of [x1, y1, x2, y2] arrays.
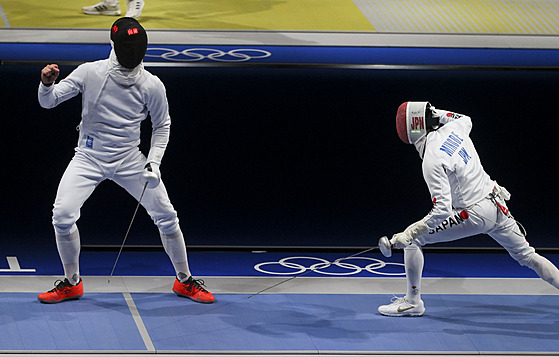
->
[[377, 101, 559, 316], [37, 18, 214, 304]]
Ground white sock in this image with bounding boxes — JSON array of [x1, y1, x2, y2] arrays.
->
[[55, 228, 81, 285], [404, 243, 423, 304], [160, 228, 191, 279], [528, 253, 559, 289]]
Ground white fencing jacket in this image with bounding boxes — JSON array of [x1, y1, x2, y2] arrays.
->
[[421, 111, 495, 229], [38, 50, 170, 165]]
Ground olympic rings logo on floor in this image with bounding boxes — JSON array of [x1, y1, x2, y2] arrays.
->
[[254, 256, 405, 276], [145, 47, 272, 62]]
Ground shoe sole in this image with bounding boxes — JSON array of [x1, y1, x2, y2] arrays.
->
[[173, 290, 215, 304], [379, 310, 424, 317], [82, 10, 121, 15], [38, 294, 83, 304]]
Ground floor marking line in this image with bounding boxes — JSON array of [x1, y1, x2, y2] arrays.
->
[[0, 1, 10, 28], [0, 256, 36, 273], [0, 269, 36, 272], [123, 292, 156, 352], [7, 256, 21, 270]]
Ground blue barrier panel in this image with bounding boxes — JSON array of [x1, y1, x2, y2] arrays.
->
[[2, 43, 559, 67]]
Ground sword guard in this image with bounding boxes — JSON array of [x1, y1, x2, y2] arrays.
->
[[379, 236, 392, 258]]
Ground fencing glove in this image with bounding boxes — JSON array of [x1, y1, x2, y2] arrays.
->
[[140, 162, 161, 189]]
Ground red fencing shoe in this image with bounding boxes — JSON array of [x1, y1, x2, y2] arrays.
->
[[173, 276, 215, 304], [38, 278, 83, 304]]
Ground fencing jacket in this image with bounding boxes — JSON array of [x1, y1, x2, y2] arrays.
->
[[421, 111, 495, 229], [38, 50, 170, 165]]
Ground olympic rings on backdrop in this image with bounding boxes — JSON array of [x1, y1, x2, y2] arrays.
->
[[254, 256, 405, 276], [145, 47, 272, 62]]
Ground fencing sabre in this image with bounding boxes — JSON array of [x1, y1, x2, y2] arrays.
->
[[108, 182, 148, 283], [247, 245, 378, 299]]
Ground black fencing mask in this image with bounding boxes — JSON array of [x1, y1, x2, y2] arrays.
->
[[110, 17, 148, 69]]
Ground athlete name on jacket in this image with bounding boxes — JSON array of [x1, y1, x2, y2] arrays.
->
[[428, 212, 467, 234], [439, 131, 471, 164], [439, 131, 463, 156]]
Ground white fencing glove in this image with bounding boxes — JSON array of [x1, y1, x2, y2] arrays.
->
[[391, 231, 412, 249], [140, 162, 161, 189], [379, 220, 430, 257], [393, 220, 430, 248]]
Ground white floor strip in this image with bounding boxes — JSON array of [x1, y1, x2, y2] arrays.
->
[[1, 275, 557, 295], [0, 256, 36, 273], [122, 292, 155, 352], [0, 353, 555, 357], [1, 27, 558, 49]]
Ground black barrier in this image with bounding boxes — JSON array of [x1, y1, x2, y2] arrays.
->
[[3, 65, 558, 249]]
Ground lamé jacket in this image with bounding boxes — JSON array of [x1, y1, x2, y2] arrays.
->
[[421, 111, 495, 229], [38, 49, 170, 165]]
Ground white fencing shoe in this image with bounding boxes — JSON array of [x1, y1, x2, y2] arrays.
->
[[378, 296, 425, 317], [82, 1, 121, 15], [125, 0, 145, 18]]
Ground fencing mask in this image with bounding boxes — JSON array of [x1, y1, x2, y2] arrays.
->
[[396, 101, 439, 145], [110, 17, 148, 69]]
